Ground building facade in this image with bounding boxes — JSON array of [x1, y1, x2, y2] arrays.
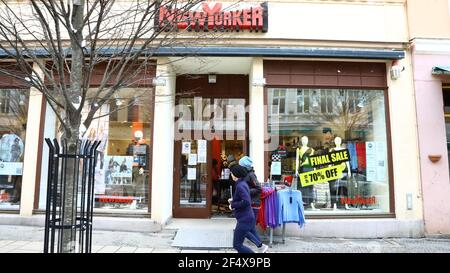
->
[[0, 0, 432, 238], [407, 0, 450, 236]]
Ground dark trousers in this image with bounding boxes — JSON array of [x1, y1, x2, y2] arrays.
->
[[244, 208, 262, 247], [330, 174, 348, 207], [329, 180, 339, 206], [299, 185, 314, 207], [234, 221, 259, 253], [299, 168, 314, 207]]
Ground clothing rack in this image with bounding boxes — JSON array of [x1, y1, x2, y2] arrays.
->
[[263, 177, 287, 247]]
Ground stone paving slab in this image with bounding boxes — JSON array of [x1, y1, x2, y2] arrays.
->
[[97, 246, 121, 253], [116, 246, 138, 253], [0, 225, 449, 253], [134, 247, 154, 253]]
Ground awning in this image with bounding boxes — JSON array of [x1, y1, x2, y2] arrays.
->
[[432, 66, 450, 75], [0, 46, 406, 60]]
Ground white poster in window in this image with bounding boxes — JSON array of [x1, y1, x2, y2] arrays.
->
[[182, 142, 191, 154], [0, 162, 23, 176], [188, 154, 197, 165], [365, 142, 377, 182], [271, 161, 282, 175], [104, 156, 133, 185], [376, 142, 387, 181], [197, 140, 207, 163], [81, 103, 110, 195], [187, 168, 197, 180], [0, 134, 24, 162]]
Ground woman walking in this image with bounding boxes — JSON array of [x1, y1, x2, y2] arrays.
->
[[229, 164, 268, 253]]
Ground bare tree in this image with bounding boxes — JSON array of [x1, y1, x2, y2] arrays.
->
[[0, 0, 232, 252]]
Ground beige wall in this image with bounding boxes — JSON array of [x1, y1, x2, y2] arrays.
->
[[178, 0, 409, 45], [386, 52, 423, 221], [407, 0, 450, 38]]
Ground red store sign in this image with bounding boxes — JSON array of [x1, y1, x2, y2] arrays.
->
[[156, 2, 268, 32]]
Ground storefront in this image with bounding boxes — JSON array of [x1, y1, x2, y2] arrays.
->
[[410, 38, 450, 235], [1, 0, 428, 237], [148, 0, 424, 238]]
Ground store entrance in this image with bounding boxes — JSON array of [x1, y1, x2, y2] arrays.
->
[[173, 138, 246, 218], [172, 75, 249, 218]]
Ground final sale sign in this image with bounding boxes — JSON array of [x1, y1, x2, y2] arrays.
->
[[156, 2, 268, 32], [299, 149, 351, 187]]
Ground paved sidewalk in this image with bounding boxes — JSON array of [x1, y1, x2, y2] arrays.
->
[[1, 225, 450, 253]]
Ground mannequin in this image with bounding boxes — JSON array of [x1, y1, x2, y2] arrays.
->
[[295, 136, 316, 210], [330, 137, 351, 210]]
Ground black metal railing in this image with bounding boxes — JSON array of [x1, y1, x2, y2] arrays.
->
[[43, 138, 100, 253]]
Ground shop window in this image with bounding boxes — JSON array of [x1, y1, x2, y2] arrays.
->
[[268, 88, 391, 215], [39, 88, 153, 212], [0, 89, 29, 210]]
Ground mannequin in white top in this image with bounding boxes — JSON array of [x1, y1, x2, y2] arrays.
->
[[333, 137, 351, 177], [295, 136, 310, 178], [295, 136, 317, 210], [331, 136, 351, 210]]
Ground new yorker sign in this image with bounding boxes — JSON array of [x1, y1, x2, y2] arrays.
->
[[156, 2, 268, 32]]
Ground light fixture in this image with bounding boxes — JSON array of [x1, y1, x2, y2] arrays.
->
[[252, 78, 266, 87], [134, 130, 143, 141], [115, 98, 123, 106], [152, 77, 167, 86], [208, 74, 217, 84], [390, 60, 405, 80]]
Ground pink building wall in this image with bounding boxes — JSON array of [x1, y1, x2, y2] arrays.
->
[[413, 53, 450, 235]]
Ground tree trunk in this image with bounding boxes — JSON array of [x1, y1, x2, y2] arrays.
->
[[61, 127, 80, 253], [60, 0, 85, 253]]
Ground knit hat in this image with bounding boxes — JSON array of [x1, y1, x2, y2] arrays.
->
[[239, 156, 253, 171], [230, 164, 248, 179]]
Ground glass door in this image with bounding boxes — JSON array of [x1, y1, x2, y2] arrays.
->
[[173, 139, 211, 218]]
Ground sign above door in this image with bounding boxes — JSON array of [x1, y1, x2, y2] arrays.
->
[[156, 2, 268, 33]]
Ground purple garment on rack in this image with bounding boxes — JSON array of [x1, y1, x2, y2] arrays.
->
[[259, 186, 275, 229], [265, 189, 278, 228]]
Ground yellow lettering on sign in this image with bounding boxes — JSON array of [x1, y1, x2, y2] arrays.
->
[[331, 151, 349, 162]]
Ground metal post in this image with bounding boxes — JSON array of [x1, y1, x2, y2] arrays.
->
[[43, 138, 99, 253]]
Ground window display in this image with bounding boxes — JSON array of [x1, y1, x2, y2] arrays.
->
[[0, 89, 29, 210], [39, 88, 153, 212], [86, 88, 152, 212], [268, 88, 391, 214]]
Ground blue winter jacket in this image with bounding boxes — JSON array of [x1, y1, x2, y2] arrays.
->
[[231, 178, 255, 224]]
